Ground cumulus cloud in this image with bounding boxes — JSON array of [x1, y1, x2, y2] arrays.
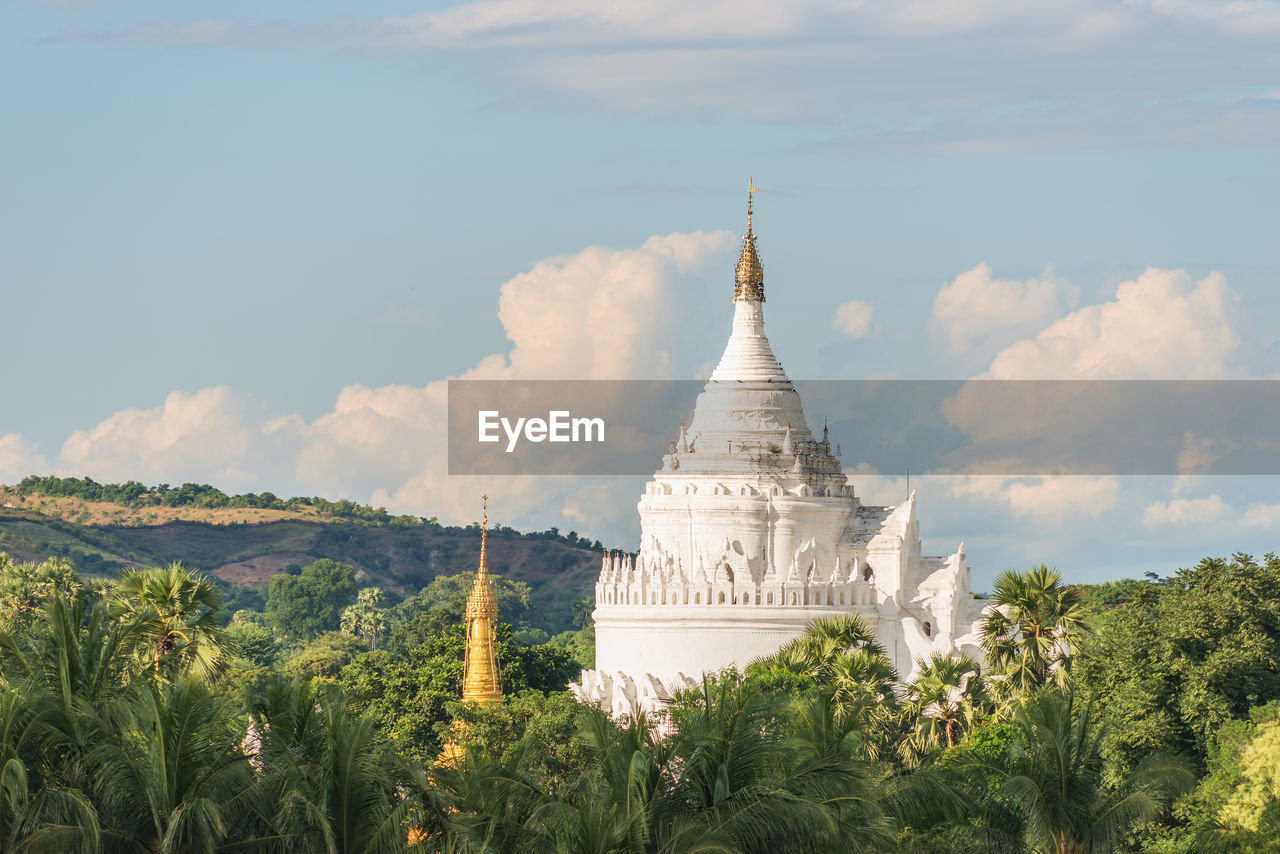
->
[[48, 0, 1280, 150], [950, 475, 1120, 523], [0, 434, 46, 485], [832, 300, 875, 340], [485, 231, 734, 379], [1144, 494, 1230, 527], [1242, 502, 1280, 528], [983, 268, 1241, 380], [57, 388, 269, 489], [1146, 494, 1280, 531], [929, 264, 1078, 357]]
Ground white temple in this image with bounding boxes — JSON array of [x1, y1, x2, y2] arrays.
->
[[572, 185, 987, 718]]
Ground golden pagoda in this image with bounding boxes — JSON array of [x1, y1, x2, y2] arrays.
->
[[460, 495, 502, 704], [436, 495, 503, 767]]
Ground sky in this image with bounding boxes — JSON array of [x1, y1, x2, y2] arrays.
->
[[2, 0, 1280, 590]]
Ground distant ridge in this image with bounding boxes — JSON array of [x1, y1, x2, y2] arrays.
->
[[0, 476, 608, 632]]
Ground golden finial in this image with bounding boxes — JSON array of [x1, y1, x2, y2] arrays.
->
[[734, 178, 765, 302], [467, 496, 496, 621], [479, 494, 488, 577]]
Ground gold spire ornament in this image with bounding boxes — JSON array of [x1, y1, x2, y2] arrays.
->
[[461, 495, 502, 704], [734, 177, 765, 303]]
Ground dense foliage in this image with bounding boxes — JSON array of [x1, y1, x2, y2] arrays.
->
[[0, 548, 1276, 852]]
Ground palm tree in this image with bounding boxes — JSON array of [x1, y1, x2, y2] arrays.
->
[[969, 689, 1194, 854], [340, 588, 388, 651], [761, 615, 898, 757], [0, 688, 100, 854], [249, 677, 408, 854], [91, 676, 254, 854], [413, 742, 560, 854], [111, 563, 228, 679], [0, 555, 82, 625], [665, 678, 898, 853], [0, 592, 134, 780], [901, 653, 990, 762], [980, 566, 1087, 699]]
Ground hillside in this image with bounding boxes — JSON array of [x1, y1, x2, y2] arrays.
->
[[0, 484, 605, 631]]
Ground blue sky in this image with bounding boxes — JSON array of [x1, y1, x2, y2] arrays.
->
[[3, 0, 1280, 588]]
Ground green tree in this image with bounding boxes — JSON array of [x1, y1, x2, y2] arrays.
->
[[901, 652, 990, 763], [340, 587, 388, 650], [549, 625, 595, 671], [1075, 553, 1280, 785], [282, 632, 368, 681], [981, 565, 1087, 699], [265, 559, 357, 641], [0, 688, 99, 853], [969, 689, 1194, 854], [0, 554, 83, 626], [444, 689, 597, 795], [753, 615, 899, 757], [0, 593, 135, 770], [91, 677, 254, 854], [249, 677, 407, 854], [111, 563, 229, 679], [224, 613, 280, 669]]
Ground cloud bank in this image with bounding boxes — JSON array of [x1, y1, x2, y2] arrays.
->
[[48, 0, 1280, 151], [4, 238, 1271, 579]]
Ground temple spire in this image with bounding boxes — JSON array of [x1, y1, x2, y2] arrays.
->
[[461, 494, 501, 704], [436, 496, 503, 768], [734, 178, 765, 302]]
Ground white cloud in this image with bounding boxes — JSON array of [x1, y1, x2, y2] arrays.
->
[[1144, 494, 1231, 527], [1242, 502, 1280, 528], [0, 434, 46, 485], [485, 231, 733, 380], [929, 264, 1077, 356], [57, 388, 268, 489], [51, 1, 1280, 150], [983, 268, 1241, 380], [832, 300, 875, 339], [950, 475, 1120, 522], [1145, 494, 1280, 531]]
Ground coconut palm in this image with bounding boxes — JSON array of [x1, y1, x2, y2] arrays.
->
[[665, 678, 899, 853], [249, 676, 408, 854], [91, 676, 254, 854], [901, 653, 990, 763], [0, 592, 134, 774], [0, 688, 100, 854], [980, 566, 1087, 699], [111, 563, 228, 679], [970, 689, 1194, 854]]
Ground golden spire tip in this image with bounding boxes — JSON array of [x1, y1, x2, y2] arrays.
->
[[734, 179, 765, 302]]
